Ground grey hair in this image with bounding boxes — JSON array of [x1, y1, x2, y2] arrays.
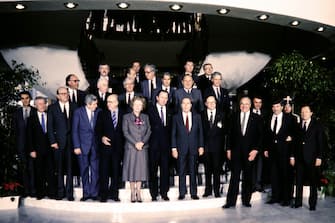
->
[[123, 77, 135, 86], [144, 63, 157, 74], [211, 72, 222, 80], [34, 96, 47, 104], [85, 94, 98, 105]]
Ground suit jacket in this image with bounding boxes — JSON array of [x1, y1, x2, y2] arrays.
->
[[152, 86, 176, 109], [201, 109, 227, 153], [264, 113, 294, 157], [13, 106, 37, 156], [93, 91, 111, 110], [89, 75, 121, 95], [171, 112, 204, 156], [118, 92, 143, 113], [197, 74, 212, 95], [95, 108, 125, 153], [47, 101, 77, 150], [141, 78, 162, 101], [174, 88, 204, 113], [26, 110, 51, 156], [203, 86, 230, 112], [228, 112, 263, 159], [148, 104, 173, 154], [293, 118, 326, 165], [72, 106, 102, 155], [69, 89, 86, 107]]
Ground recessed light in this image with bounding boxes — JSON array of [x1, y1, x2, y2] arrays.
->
[[257, 14, 269, 20], [317, 26, 325, 32], [322, 57, 326, 61], [117, 2, 129, 9], [217, 8, 230, 15], [64, 2, 78, 9], [169, 4, 182, 11], [290, 20, 300, 26], [15, 3, 26, 10]]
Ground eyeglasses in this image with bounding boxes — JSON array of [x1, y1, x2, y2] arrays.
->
[[58, 92, 68, 95]]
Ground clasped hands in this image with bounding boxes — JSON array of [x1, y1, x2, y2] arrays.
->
[[171, 147, 204, 159]]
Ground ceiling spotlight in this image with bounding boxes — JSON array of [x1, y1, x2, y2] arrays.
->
[[217, 8, 230, 15], [257, 14, 269, 20], [117, 2, 129, 9], [169, 4, 182, 11], [290, 20, 300, 26], [317, 26, 325, 32], [64, 2, 78, 9], [15, 3, 26, 10], [321, 57, 326, 61]]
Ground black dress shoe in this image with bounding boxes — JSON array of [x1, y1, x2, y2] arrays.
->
[[68, 197, 75, 201], [202, 193, 211, 198], [113, 197, 120, 202], [80, 197, 89, 202], [266, 199, 278, 204], [152, 197, 157, 201], [293, 204, 302, 208], [191, 195, 199, 200], [222, 204, 235, 209], [100, 198, 107, 202], [243, 203, 252, 207], [309, 206, 316, 211], [91, 196, 98, 201], [280, 201, 290, 206], [178, 195, 185, 200], [36, 196, 44, 200], [214, 194, 221, 198], [162, 196, 170, 201]]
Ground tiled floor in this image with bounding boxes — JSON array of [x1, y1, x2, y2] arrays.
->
[[1, 195, 335, 223]]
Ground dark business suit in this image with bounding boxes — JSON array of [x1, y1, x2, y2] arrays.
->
[[26, 111, 56, 198], [94, 91, 111, 110], [141, 78, 162, 103], [226, 112, 263, 206], [152, 86, 176, 110], [176, 73, 199, 89], [95, 108, 125, 200], [174, 88, 204, 113], [118, 92, 142, 113], [201, 109, 227, 196], [264, 113, 294, 204], [89, 75, 121, 95], [13, 106, 36, 196], [293, 118, 325, 209], [197, 74, 212, 95], [72, 106, 102, 199], [171, 112, 204, 197], [69, 89, 86, 107], [203, 86, 230, 112], [148, 104, 173, 199], [47, 101, 77, 199]]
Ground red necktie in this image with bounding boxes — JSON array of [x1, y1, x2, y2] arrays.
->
[[185, 114, 189, 133]]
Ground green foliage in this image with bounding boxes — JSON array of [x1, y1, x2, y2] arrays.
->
[[0, 61, 40, 186]]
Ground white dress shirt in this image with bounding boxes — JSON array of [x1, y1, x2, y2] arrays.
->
[[182, 112, 192, 131], [59, 101, 70, 118], [240, 111, 250, 135], [156, 103, 166, 126], [207, 109, 216, 123], [37, 111, 47, 132], [271, 112, 283, 134]]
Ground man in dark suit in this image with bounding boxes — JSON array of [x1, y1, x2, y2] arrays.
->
[[141, 64, 162, 104], [152, 72, 176, 109], [66, 74, 86, 106], [222, 96, 263, 208], [201, 96, 227, 198], [203, 72, 230, 113], [94, 78, 111, 110], [176, 60, 199, 89], [197, 63, 213, 95], [95, 94, 125, 202], [118, 77, 142, 113], [291, 105, 325, 211], [171, 97, 204, 200], [264, 99, 294, 206], [89, 63, 121, 95], [174, 74, 204, 113], [26, 96, 55, 200], [13, 91, 36, 197], [48, 87, 77, 201], [131, 61, 145, 86], [148, 90, 172, 201], [72, 94, 101, 201]]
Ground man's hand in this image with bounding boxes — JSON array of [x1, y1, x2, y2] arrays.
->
[[172, 148, 178, 159], [226, 150, 231, 160], [30, 151, 36, 158], [248, 150, 258, 161], [102, 136, 111, 146], [264, 150, 269, 158], [74, 148, 82, 155], [315, 158, 322, 167], [290, 158, 295, 166], [198, 147, 204, 156], [51, 143, 59, 150]]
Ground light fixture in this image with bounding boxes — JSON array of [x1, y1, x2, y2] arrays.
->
[[117, 2, 129, 9], [217, 8, 230, 15], [290, 20, 300, 26], [257, 14, 269, 20], [64, 2, 78, 9], [169, 4, 182, 11], [321, 57, 326, 61], [15, 3, 26, 10], [317, 26, 325, 32]]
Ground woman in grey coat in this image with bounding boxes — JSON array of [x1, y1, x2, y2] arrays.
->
[[122, 96, 151, 202]]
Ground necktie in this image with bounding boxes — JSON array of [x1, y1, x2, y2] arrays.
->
[[241, 112, 246, 135], [71, 90, 75, 103], [256, 110, 259, 115], [63, 105, 68, 119], [90, 111, 94, 129], [273, 116, 278, 134], [150, 80, 154, 99], [41, 113, 46, 133], [209, 111, 213, 128], [216, 87, 220, 100], [303, 121, 307, 132], [101, 93, 105, 101], [24, 108, 28, 125], [160, 106, 164, 126], [112, 111, 117, 128], [127, 93, 131, 104], [185, 114, 189, 133]]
